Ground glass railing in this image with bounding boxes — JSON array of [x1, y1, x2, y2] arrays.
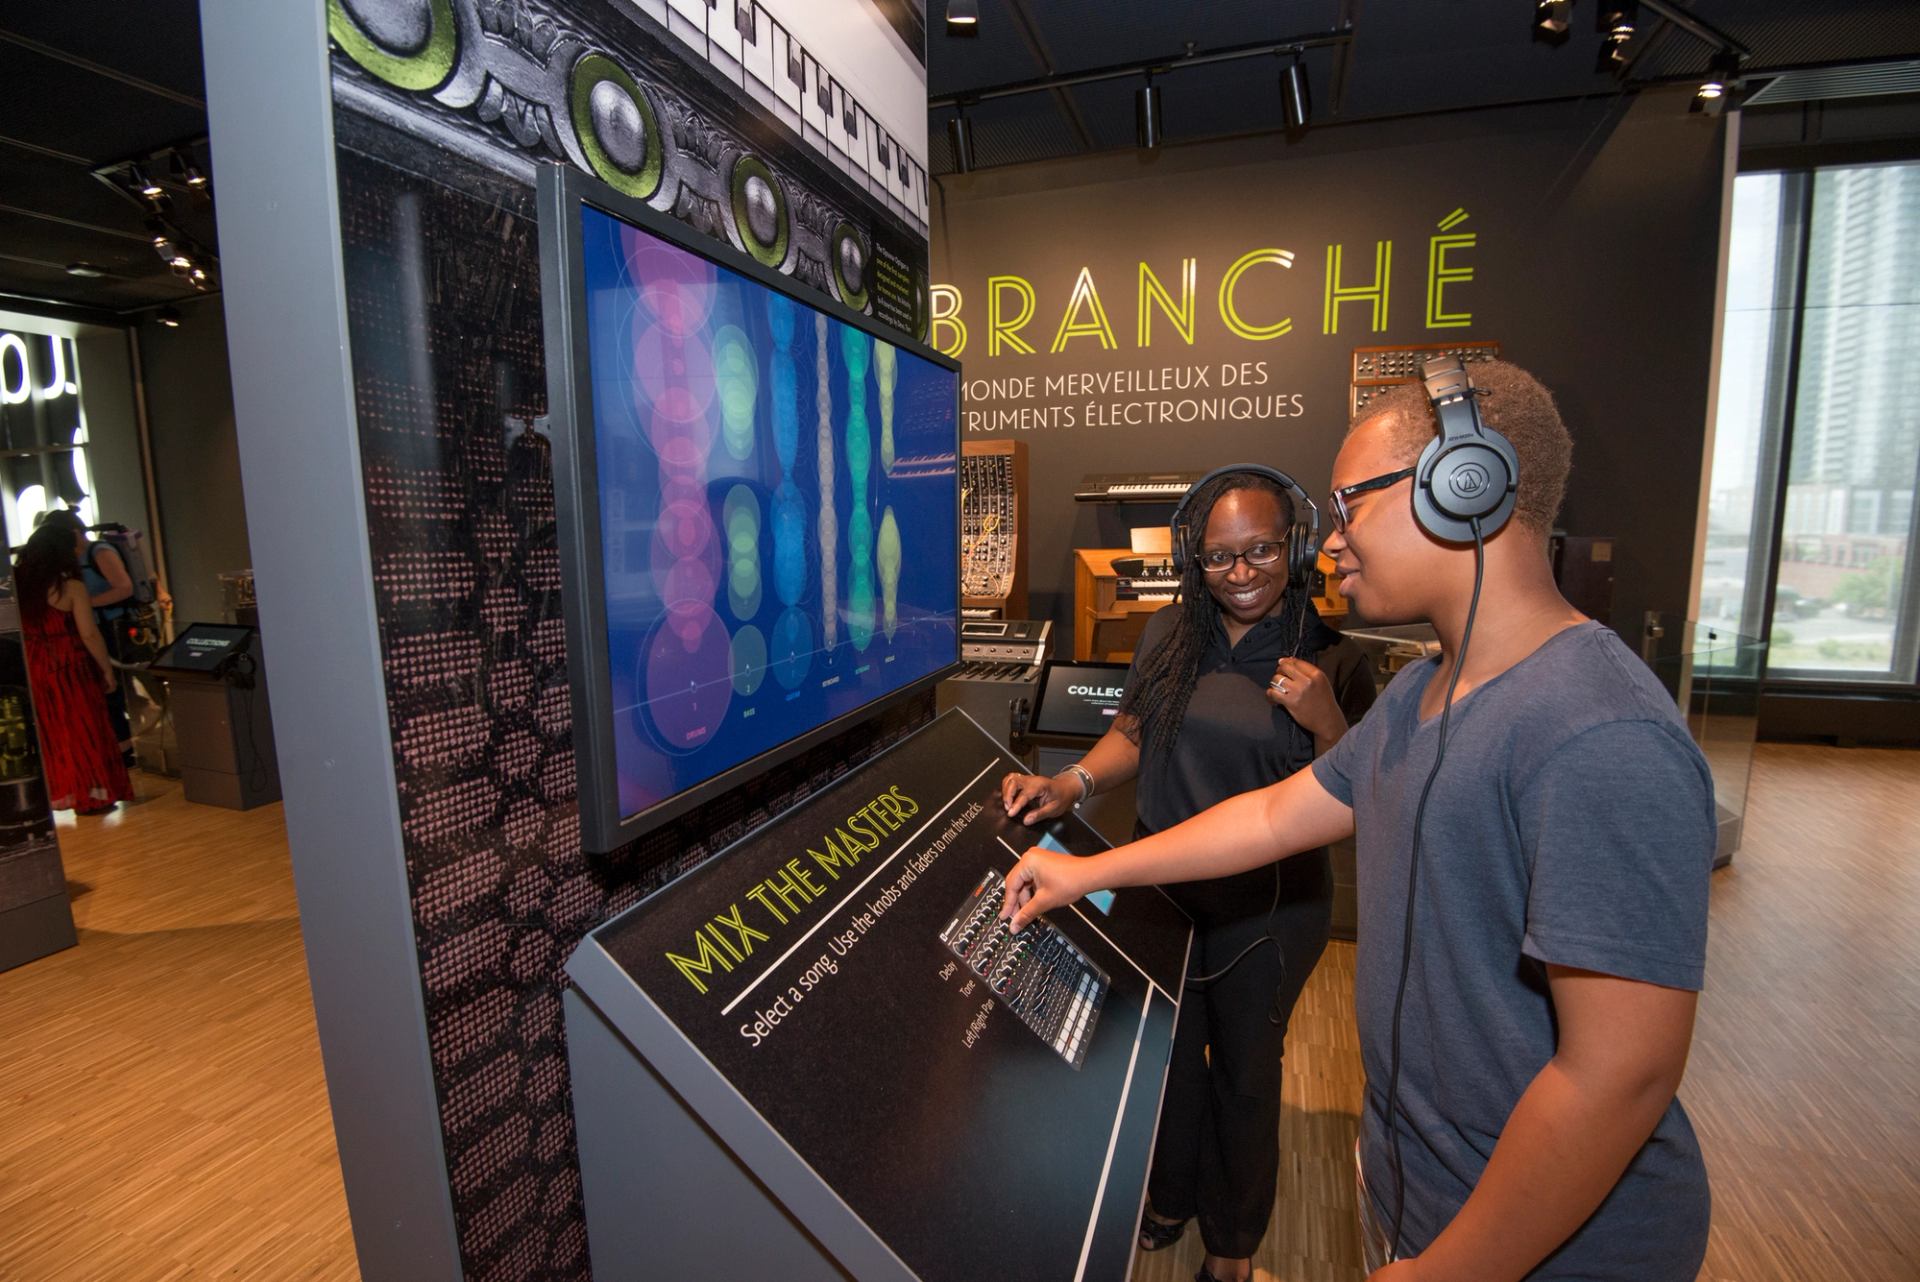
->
[[1643, 616, 1764, 868]]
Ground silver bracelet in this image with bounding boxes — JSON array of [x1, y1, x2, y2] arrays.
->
[[1060, 763, 1096, 808]]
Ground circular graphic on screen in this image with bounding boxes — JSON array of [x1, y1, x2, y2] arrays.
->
[[635, 328, 715, 426], [772, 481, 807, 607], [772, 606, 813, 691], [729, 155, 791, 268], [626, 234, 717, 336], [730, 625, 768, 696], [642, 605, 732, 753], [723, 484, 764, 620], [831, 222, 870, 310], [713, 326, 759, 462], [570, 53, 664, 200]]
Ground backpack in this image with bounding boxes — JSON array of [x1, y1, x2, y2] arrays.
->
[[89, 524, 160, 606]]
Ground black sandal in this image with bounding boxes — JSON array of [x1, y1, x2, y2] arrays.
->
[[1138, 1208, 1187, 1252]]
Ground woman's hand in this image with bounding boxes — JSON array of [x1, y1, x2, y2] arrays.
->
[[999, 771, 1080, 826], [100, 665, 118, 693], [1266, 656, 1345, 743], [999, 847, 1090, 931]]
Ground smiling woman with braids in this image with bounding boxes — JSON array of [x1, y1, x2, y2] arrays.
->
[[1000, 466, 1376, 1282]]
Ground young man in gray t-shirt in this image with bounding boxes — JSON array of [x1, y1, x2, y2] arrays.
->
[[1003, 362, 1714, 1282]]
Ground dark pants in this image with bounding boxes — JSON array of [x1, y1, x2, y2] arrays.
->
[[99, 614, 132, 752], [1147, 850, 1333, 1259]]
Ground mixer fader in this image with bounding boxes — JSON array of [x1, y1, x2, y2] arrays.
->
[[940, 870, 1110, 1070]]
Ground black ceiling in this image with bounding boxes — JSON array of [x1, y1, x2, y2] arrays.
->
[[925, 0, 1920, 174], [0, 0, 213, 319], [0, 1, 1914, 318]]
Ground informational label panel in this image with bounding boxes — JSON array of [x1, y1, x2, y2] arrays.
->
[[576, 711, 1189, 1282]]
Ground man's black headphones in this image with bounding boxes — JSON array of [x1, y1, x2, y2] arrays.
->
[[1169, 464, 1321, 589], [1413, 357, 1519, 543]]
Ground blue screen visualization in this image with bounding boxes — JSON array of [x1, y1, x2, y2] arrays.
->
[[578, 203, 959, 822]]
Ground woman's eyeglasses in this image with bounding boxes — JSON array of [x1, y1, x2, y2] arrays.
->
[[1198, 542, 1285, 574], [1328, 467, 1415, 531]]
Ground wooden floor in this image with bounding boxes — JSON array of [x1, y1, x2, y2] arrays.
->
[[0, 745, 1914, 1281], [0, 777, 354, 1281]]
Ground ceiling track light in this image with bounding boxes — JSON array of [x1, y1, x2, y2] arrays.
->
[[1281, 51, 1312, 129], [1692, 48, 1741, 114], [168, 149, 208, 190], [127, 163, 164, 200], [1596, 1, 1637, 70], [1599, 1, 1637, 38], [1136, 74, 1163, 150], [947, 111, 975, 174], [156, 306, 183, 328], [1534, 0, 1572, 38], [945, 0, 979, 37]]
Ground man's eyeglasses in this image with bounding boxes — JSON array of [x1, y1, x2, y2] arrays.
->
[[1328, 467, 1415, 532], [1197, 541, 1287, 574]]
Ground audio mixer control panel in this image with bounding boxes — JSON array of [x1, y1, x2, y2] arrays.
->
[[941, 870, 1110, 1070]]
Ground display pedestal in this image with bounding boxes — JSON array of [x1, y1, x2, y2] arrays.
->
[[0, 841, 75, 972], [0, 609, 73, 972], [566, 711, 1191, 1282], [150, 629, 281, 810]]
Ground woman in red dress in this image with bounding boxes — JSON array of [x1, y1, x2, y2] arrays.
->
[[14, 522, 132, 814]]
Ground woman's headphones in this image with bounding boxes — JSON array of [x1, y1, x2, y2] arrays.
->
[[1413, 357, 1519, 543], [1169, 464, 1321, 590]]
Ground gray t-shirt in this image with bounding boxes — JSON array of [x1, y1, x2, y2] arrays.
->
[[1313, 621, 1713, 1279]]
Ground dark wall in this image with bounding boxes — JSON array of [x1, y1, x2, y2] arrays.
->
[[931, 89, 1727, 642], [72, 328, 149, 534], [137, 294, 251, 625]]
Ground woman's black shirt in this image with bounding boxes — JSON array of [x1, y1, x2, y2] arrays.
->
[[1125, 600, 1376, 925]]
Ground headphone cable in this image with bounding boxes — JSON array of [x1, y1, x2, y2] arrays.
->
[[1384, 521, 1485, 1261]]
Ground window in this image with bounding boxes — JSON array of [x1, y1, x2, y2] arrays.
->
[[1705, 161, 1920, 684]]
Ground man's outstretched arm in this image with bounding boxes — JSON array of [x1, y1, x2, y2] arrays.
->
[[1000, 767, 1354, 929]]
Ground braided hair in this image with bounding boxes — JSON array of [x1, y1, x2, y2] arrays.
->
[[14, 523, 83, 624], [1118, 469, 1308, 751]]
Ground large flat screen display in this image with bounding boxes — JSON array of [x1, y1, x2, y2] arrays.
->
[[542, 167, 960, 852]]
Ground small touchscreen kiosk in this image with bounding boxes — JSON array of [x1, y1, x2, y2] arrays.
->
[[1029, 660, 1131, 739], [1026, 661, 1136, 843], [151, 623, 254, 676], [148, 623, 278, 809]]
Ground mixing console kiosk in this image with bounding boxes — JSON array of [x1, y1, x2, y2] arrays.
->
[[940, 870, 1110, 1070], [564, 711, 1190, 1282], [1350, 341, 1501, 417], [961, 440, 1028, 619]]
